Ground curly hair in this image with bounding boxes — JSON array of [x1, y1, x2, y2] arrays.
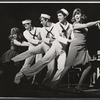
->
[[71, 8, 87, 23], [8, 27, 23, 42]]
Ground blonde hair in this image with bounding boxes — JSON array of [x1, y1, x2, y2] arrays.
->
[[71, 8, 87, 23]]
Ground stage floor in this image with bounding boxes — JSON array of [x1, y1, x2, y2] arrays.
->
[[0, 84, 100, 98]]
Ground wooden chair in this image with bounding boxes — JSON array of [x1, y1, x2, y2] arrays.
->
[[67, 66, 82, 88]]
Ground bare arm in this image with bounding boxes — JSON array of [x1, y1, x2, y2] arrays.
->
[[74, 20, 100, 29], [71, 31, 74, 39], [13, 39, 30, 46]]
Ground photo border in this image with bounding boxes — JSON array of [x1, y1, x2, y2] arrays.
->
[[0, 1, 100, 100]]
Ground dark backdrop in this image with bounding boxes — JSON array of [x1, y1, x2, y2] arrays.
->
[[0, 3, 100, 57]]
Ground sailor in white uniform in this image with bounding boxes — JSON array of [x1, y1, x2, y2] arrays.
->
[[21, 8, 74, 88], [14, 19, 42, 84], [12, 14, 56, 86]]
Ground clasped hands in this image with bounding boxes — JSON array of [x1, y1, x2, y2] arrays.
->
[[96, 20, 100, 29]]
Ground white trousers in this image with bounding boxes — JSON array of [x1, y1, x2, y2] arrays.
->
[[22, 40, 67, 85], [14, 45, 36, 84], [14, 43, 55, 84]]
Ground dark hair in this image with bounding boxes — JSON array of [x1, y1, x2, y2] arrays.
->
[[8, 27, 23, 42], [57, 10, 66, 16], [71, 8, 87, 23]]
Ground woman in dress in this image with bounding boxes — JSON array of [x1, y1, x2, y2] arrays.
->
[[0, 27, 30, 89], [1, 27, 30, 66], [51, 8, 100, 93]]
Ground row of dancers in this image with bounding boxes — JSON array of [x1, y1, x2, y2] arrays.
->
[[1, 8, 100, 93]]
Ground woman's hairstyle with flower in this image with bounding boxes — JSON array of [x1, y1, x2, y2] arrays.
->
[[8, 27, 23, 42], [71, 8, 87, 23]]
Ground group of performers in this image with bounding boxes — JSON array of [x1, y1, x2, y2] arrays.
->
[[1, 8, 100, 94]]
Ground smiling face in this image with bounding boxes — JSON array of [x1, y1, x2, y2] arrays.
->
[[57, 13, 66, 23], [74, 12, 82, 23]]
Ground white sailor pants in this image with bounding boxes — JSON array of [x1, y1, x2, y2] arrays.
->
[[14, 42, 55, 84], [22, 40, 66, 84]]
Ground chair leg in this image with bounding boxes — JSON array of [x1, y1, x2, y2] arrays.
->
[[68, 73, 70, 88], [73, 73, 76, 88]]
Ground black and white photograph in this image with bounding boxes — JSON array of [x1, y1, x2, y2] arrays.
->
[[0, 1, 100, 99]]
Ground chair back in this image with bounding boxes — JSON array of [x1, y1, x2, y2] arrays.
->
[[97, 50, 100, 60]]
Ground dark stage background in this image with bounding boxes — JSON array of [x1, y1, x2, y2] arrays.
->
[[0, 3, 100, 57], [0, 3, 100, 99]]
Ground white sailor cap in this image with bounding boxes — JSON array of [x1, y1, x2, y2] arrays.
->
[[60, 8, 69, 16], [22, 19, 32, 25], [40, 14, 51, 19]]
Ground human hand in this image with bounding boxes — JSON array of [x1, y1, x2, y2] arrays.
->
[[97, 23, 100, 30], [97, 20, 100, 23], [38, 40, 42, 44], [96, 20, 100, 27], [67, 38, 77, 43], [22, 41, 31, 46], [49, 37, 55, 43]]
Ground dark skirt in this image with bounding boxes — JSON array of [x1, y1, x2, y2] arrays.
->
[[1, 49, 18, 63]]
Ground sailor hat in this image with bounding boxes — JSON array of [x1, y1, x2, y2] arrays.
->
[[60, 8, 69, 16], [40, 14, 51, 19], [22, 19, 32, 25]]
